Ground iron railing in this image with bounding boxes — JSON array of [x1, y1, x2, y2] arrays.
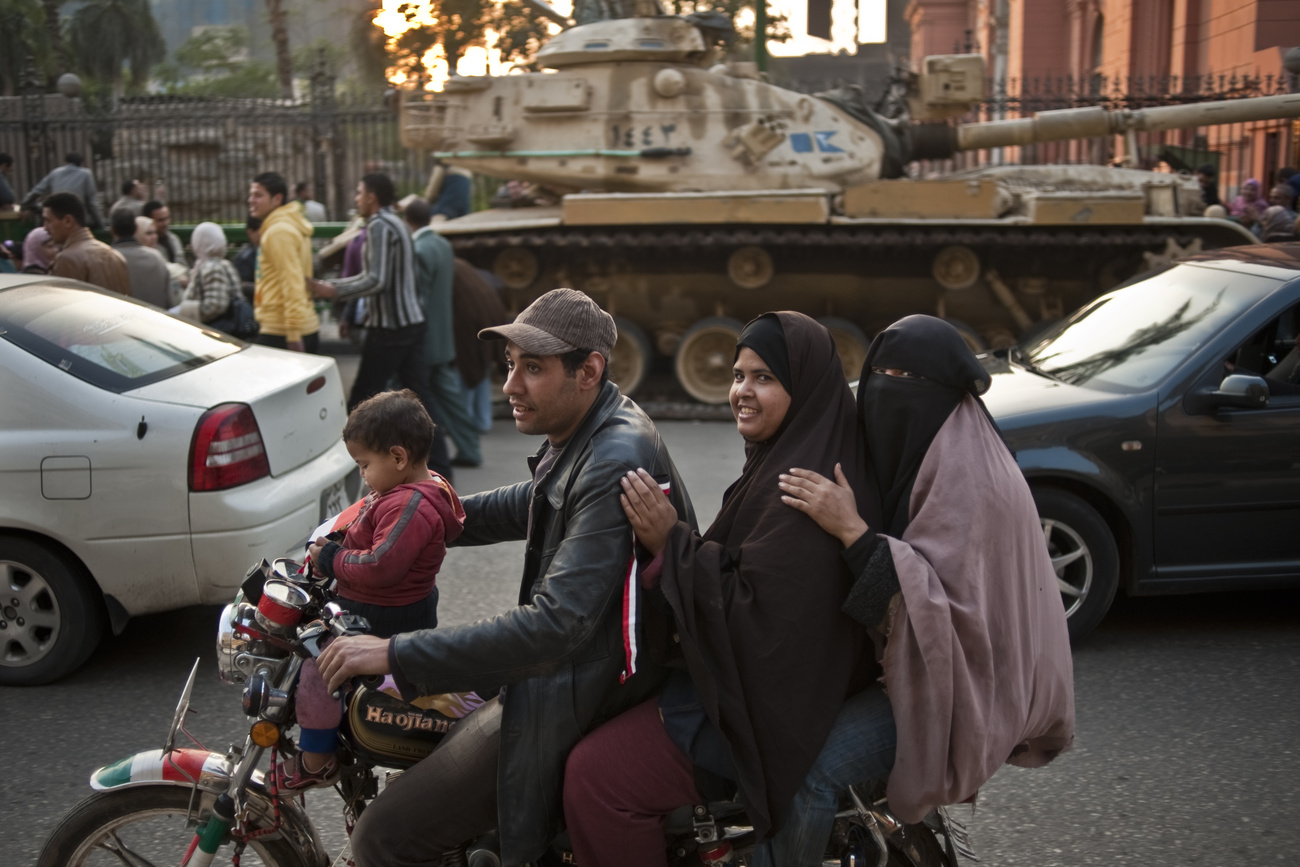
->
[[2, 69, 1297, 226], [0, 69, 420, 225]]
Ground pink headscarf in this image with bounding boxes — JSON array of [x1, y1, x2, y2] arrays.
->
[[22, 227, 54, 273], [1229, 178, 1262, 218]]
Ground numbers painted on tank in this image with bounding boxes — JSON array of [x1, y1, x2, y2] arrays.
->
[[609, 124, 677, 149]]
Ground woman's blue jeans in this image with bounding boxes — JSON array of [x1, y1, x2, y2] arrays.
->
[[749, 685, 897, 867]]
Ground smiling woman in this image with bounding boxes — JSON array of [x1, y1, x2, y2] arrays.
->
[[563, 312, 879, 867]]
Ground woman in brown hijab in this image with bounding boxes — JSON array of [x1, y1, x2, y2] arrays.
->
[[766, 315, 1076, 865], [562, 312, 879, 866]]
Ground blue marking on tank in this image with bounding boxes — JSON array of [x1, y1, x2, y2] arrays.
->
[[814, 131, 843, 153], [789, 133, 814, 153]]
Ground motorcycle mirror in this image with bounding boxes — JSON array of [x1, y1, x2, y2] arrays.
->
[[240, 560, 272, 604]]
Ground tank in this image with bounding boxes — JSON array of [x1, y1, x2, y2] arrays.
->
[[401, 13, 1300, 403]]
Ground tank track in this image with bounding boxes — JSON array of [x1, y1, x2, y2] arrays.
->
[[446, 224, 1196, 253]]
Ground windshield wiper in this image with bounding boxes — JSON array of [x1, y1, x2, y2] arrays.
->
[[1011, 346, 1059, 381]]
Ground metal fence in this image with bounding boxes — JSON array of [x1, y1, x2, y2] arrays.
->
[[0, 71, 421, 225], [3, 69, 1298, 226]]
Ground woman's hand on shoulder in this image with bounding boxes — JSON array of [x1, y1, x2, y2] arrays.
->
[[779, 464, 869, 548], [620, 468, 676, 556]]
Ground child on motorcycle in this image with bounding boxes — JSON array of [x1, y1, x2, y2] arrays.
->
[[281, 389, 467, 790]]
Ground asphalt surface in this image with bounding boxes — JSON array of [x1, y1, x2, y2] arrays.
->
[[5, 418, 1299, 866]]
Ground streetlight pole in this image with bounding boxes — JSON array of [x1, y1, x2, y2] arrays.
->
[[754, 0, 768, 74]]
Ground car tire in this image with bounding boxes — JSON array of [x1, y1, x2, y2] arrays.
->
[[0, 537, 104, 685], [1031, 489, 1119, 642]]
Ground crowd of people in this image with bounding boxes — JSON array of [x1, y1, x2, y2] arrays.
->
[[8, 158, 1081, 864], [0, 153, 506, 476], [1196, 162, 1300, 241], [303, 293, 1077, 867], [17, 144, 1300, 865]]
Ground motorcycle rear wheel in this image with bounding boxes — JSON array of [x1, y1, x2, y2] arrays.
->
[[37, 785, 314, 867]]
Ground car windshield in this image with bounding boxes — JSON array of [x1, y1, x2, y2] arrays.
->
[[1021, 264, 1281, 390], [0, 283, 241, 393]]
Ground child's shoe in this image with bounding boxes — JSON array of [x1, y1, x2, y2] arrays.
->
[[274, 753, 339, 791]]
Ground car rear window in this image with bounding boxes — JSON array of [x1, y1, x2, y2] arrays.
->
[[1023, 264, 1282, 390], [0, 283, 242, 393]]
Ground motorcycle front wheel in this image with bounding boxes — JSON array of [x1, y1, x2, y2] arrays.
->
[[37, 785, 314, 867]]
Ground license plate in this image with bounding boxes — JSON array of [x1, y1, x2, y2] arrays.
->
[[320, 477, 348, 523]]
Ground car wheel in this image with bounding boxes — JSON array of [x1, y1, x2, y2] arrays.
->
[[1031, 489, 1119, 642], [0, 537, 104, 685]]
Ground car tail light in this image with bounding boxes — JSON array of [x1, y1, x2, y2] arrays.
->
[[189, 403, 271, 492]]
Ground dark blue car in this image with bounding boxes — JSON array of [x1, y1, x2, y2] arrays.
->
[[982, 244, 1300, 639]]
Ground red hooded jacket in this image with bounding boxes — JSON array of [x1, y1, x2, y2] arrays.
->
[[328, 477, 465, 606]]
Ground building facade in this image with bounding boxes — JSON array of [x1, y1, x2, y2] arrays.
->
[[904, 0, 1300, 190]]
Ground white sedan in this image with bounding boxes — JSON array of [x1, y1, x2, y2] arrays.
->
[[0, 275, 358, 685]]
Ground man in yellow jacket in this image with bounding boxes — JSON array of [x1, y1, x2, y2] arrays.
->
[[248, 171, 320, 352]]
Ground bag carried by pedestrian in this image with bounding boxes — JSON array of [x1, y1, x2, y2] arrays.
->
[[208, 291, 260, 340], [184, 222, 260, 340]]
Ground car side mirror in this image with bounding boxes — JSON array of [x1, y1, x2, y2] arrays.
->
[[1210, 373, 1269, 409], [1185, 373, 1269, 415]]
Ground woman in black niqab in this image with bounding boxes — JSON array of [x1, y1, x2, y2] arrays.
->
[[858, 315, 993, 536]]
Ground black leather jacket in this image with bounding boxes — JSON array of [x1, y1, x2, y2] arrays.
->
[[391, 381, 696, 864]]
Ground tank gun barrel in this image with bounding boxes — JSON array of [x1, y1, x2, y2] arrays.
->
[[952, 93, 1300, 152]]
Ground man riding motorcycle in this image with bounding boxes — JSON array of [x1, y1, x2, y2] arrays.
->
[[318, 288, 696, 866]]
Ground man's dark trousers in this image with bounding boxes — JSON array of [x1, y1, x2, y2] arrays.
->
[[347, 321, 453, 480]]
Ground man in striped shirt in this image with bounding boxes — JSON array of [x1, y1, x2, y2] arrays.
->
[[311, 172, 453, 479]]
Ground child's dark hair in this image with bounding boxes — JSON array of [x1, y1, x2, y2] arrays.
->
[[343, 390, 434, 462]]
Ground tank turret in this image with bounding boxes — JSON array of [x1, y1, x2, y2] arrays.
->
[[402, 15, 1300, 403]]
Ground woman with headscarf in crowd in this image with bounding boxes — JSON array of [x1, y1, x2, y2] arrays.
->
[[134, 215, 159, 248], [563, 312, 879, 867], [177, 222, 241, 326], [1252, 184, 1298, 243], [21, 226, 57, 274], [761, 315, 1076, 865], [1229, 177, 1265, 225]]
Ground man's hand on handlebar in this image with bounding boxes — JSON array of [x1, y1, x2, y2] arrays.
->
[[318, 634, 392, 694]]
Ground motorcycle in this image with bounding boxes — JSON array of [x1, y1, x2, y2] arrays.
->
[[36, 556, 976, 867]]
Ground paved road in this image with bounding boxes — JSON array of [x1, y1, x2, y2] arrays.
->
[[5, 419, 1299, 865]]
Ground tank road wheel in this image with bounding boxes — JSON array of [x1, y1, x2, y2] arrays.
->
[[818, 317, 870, 381], [932, 245, 981, 291], [493, 248, 540, 290], [609, 317, 652, 396], [727, 246, 774, 290], [675, 317, 745, 404]]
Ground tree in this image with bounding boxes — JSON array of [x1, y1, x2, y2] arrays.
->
[[43, 0, 65, 77], [265, 0, 294, 99], [350, 6, 393, 91], [65, 0, 165, 100], [380, 0, 552, 79], [155, 26, 280, 98], [0, 0, 51, 95], [661, 0, 791, 59], [372, 0, 783, 82]]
